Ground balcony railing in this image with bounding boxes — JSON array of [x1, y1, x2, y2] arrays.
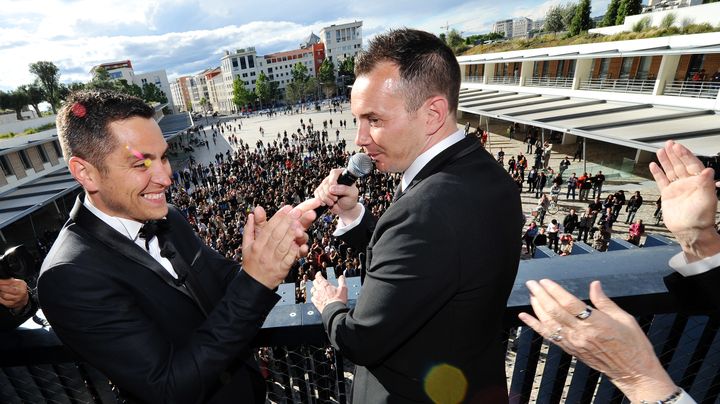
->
[[664, 80, 720, 99], [2, 244, 720, 403], [579, 78, 656, 94], [465, 75, 483, 83], [525, 76, 574, 88], [488, 76, 520, 85]]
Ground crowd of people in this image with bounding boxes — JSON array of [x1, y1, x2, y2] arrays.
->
[[166, 119, 399, 303]]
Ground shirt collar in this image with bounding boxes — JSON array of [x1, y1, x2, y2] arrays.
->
[[401, 129, 465, 192], [83, 195, 144, 241]]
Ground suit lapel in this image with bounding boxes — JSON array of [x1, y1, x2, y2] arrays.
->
[[69, 196, 196, 302], [402, 136, 481, 198]]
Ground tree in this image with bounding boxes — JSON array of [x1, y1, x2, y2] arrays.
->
[[232, 77, 255, 111], [447, 28, 468, 55], [59, 82, 86, 101], [285, 81, 302, 108], [114, 79, 143, 98], [601, 0, 620, 27], [1, 90, 30, 120], [616, 0, 642, 25], [318, 59, 337, 99], [438, 33, 447, 44], [544, 5, 565, 32], [141, 83, 168, 104], [562, 3, 578, 30], [255, 72, 272, 109], [86, 67, 116, 91], [569, 0, 592, 36], [29, 61, 61, 114], [18, 84, 44, 117]]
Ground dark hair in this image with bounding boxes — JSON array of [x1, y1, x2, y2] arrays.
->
[[355, 28, 460, 113], [56, 89, 154, 173]]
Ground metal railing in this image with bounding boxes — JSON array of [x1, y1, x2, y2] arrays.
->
[[525, 76, 574, 88], [2, 245, 720, 403], [664, 80, 720, 99], [488, 76, 520, 85], [579, 78, 656, 94], [464, 75, 483, 83]]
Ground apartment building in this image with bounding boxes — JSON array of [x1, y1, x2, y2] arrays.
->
[[319, 21, 363, 70], [458, 31, 720, 162], [91, 60, 175, 112]]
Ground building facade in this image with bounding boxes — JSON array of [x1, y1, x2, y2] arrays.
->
[[319, 21, 362, 70], [91, 60, 176, 112]]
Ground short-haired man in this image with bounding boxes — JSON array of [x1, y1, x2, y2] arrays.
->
[[38, 90, 316, 403], [310, 29, 521, 403]]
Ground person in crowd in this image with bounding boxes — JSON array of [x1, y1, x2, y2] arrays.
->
[[579, 172, 593, 201], [558, 156, 571, 177], [566, 172, 578, 200], [537, 193, 550, 226], [38, 90, 319, 403], [309, 29, 521, 403], [627, 219, 646, 246], [612, 190, 626, 221], [547, 219, 560, 253], [524, 222, 539, 256], [577, 208, 593, 244], [563, 208, 579, 236], [625, 190, 644, 224], [527, 167, 538, 193], [573, 142, 583, 161], [559, 232, 574, 256], [532, 227, 548, 257], [593, 170, 605, 199], [535, 171, 547, 198], [519, 140, 720, 404]]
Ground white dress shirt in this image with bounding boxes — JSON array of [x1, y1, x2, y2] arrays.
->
[[669, 250, 720, 277], [334, 129, 465, 236], [83, 197, 179, 279]]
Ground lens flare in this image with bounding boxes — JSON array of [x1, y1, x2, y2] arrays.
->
[[424, 364, 467, 404]]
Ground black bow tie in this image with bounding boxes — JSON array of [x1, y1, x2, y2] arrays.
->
[[138, 219, 170, 249]]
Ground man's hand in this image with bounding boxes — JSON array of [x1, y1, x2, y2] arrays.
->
[[518, 279, 677, 403], [0, 278, 30, 310], [650, 140, 720, 262], [241, 205, 310, 290], [314, 168, 363, 224], [310, 273, 348, 314]]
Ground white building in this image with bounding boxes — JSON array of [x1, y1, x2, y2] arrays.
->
[[218, 47, 262, 113], [319, 21, 363, 70], [493, 19, 514, 38], [91, 60, 176, 112], [512, 18, 533, 39]]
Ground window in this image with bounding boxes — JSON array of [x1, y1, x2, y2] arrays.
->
[[557, 60, 565, 77], [620, 57, 633, 79], [37, 145, 49, 163], [242, 73, 248, 78], [232, 58, 238, 68], [19, 150, 32, 169], [240, 57, 247, 70], [598, 58, 610, 79], [109, 71, 123, 79], [52, 140, 63, 159], [268, 67, 273, 73], [248, 57, 255, 68], [0, 155, 12, 176], [250, 71, 255, 76], [637, 56, 652, 79]]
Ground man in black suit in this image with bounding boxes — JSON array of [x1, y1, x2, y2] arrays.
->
[[38, 90, 317, 403], [519, 140, 719, 403], [310, 29, 522, 403]]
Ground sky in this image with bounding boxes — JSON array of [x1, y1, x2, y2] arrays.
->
[[0, 0, 610, 91]]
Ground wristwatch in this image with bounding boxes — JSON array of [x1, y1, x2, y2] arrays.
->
[[640, 387, 686, 404]]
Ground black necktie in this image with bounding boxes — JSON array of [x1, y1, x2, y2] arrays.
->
[[138, 219, 169, 249]]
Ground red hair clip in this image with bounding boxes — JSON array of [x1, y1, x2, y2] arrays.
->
[[71, 102, 87, 118]]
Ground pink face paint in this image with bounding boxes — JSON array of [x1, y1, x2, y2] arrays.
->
[[126, 145, 152, 168]]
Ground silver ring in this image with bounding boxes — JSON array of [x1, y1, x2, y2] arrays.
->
[[549, 327, 563, 342], [575, 306, 593, 320]]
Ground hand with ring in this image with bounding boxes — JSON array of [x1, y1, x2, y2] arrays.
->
[[518, 279, 679, 402]]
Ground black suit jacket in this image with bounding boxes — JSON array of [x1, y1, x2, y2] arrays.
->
[[665, 267, 720, 313], [322, 136, 522, 403], [38, 196, 279, 403]]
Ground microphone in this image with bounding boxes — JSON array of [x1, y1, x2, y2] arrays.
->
[[314, 153, 374, 217]]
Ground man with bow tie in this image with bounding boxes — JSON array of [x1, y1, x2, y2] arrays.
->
[[38, 90, 318, 404]]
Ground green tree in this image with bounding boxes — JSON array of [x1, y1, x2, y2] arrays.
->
[[544, 5, 565, 32], [616, 0, 642, 25], [232, 77, 255, 111], [1, 89, 30, 120], [318, 59, 336, 99], [438, 33, 447, 44], [255, 72, 272, 109], [141, 83, 168, 104], [569, 0, 592, 36], [114, 79, 143, 98], [601, 0, 620, 27], [29, 61, 61, 114], [562, 3, 578, 29], [58, 82, 86, 101], [86, 67, 116, 91], [285, 81, 302, 107], [18, 84, 44, 117], [447, 28, 468, 55]]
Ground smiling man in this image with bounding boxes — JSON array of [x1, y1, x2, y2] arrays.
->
[[38, 90, 316, 403], [312, 29, 522, 403]]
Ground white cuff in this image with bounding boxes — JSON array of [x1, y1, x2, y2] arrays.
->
[[668, 250, 720, 277], [332, 203, 365, 237], [675, 389, 697, 404]]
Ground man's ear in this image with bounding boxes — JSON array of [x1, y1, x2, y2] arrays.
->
[[68, 156, 100, 192], [424, 96, 449, 135]]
